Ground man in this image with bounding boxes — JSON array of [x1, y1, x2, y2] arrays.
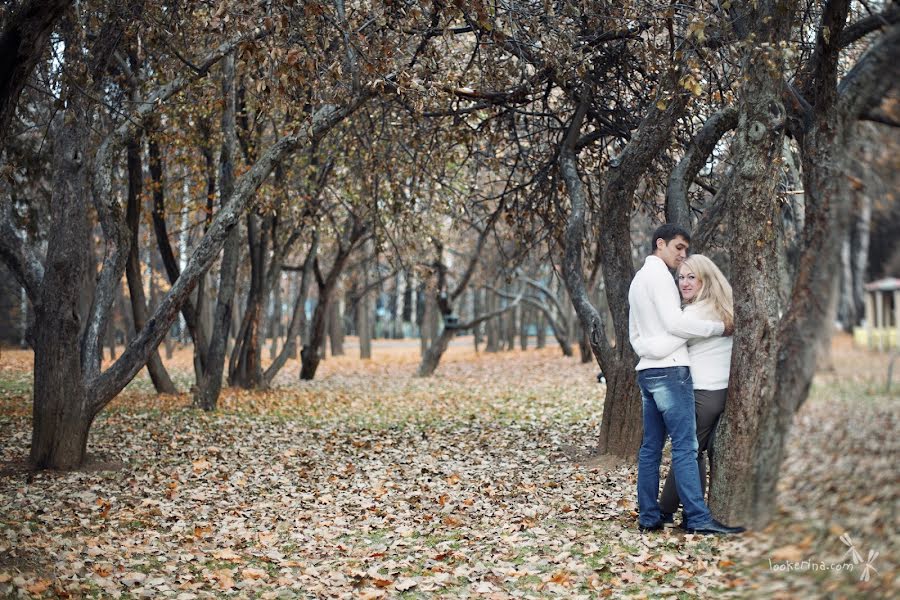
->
[[628, 223, 744, 535]]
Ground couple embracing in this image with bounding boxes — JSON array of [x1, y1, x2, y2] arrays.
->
[[628, 224, 745, 535]]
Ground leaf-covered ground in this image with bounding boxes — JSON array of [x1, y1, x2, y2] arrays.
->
[[0, 335, 896, 598]]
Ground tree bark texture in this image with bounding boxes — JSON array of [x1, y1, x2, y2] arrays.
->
[[560, 83, 688, 457], [125, 137, 177, 394], [0, 0, 72, 143], [195, 52, 241, 410], [712, 3, 900, 529], [708, 0, 801, 528], [300, 219, 366, 380], [230, 212, 268, 389]]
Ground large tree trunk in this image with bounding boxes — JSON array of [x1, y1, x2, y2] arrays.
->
[[559, 83, 687, 456], [707, 0, 801, 528], [30, 109, 93, 469], [711, 2, 899, 529]]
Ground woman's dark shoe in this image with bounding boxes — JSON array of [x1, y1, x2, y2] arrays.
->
[[683, 519, 745, 535], [661, 512, 675, 527], [638, 521, 664, 532]]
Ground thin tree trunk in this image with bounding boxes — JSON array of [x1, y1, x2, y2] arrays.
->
[[485, 292, 499, 353], [269, 271, 282, 359], [329, 295, 345, 356], [125, 137, 176, 394], [230, 212, 267, 388], [195, 52, 241, 410], [536, 311, 546, 349], [264, 234, 317, 385], [473, 288, 482, 352], [420, 291, 434, 356], [519, 305, 529, 350]]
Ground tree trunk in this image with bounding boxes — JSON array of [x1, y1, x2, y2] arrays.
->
[[358, 289, 372, 359], [125, 137, 176, 394], [195, 51, 241, 410], [559, 88, 684, 457], [473, 288, 482, 352], [505, 301, 516, 350], [578, 326, 591, 363], [230, 212, 267, 389], [329, 294, 345, 356], [536, 311, 546, 349], [269, 271, 283, 359], [519, 305, 529, 350], [357, 248, 373, 359], [264, 234, 317, 385], [708, 0, 795, 528], [301, 295, 329, 380], [30, 95, 94, 469], [300, 221, 365, 379], [485, 292, 499, 352], [417, 326, 453, 377]]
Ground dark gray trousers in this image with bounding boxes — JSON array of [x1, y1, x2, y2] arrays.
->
[[659, 388, 727, 514]]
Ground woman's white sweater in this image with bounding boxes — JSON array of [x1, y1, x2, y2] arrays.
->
[[683, 301, 732, 390]]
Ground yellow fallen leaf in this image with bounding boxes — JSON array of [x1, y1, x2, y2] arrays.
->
[[213, 549, 242, 561], [26, 579, 52, 594], [213, 569, 235, 589], [241, 567, 267, 580]]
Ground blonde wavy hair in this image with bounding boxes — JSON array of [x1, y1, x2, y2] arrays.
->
[[679, 254, 734, 330]]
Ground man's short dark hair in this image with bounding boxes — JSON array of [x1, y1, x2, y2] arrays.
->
[[650, 223, 691, 253]]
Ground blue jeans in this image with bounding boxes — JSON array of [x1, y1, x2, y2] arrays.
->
[[636, 367, 712, 528]]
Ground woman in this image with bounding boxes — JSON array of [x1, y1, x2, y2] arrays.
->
[[657, 254, 733, 523]]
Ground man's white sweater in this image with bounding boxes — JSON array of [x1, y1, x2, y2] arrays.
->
[[628, 256, 724, 371]]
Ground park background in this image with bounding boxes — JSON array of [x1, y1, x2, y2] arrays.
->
[[1, 0, 899, 597]]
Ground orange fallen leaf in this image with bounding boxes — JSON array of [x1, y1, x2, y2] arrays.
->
[[26, 579, 52, 594], [92, 564, 113, 577], [194, 525, 212, 538], [212, 549, 241, 561], [241, 567, 267, 580], [213, 569, 235, 589]]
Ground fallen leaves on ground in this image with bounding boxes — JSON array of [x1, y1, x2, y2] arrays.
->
[[0, 335, 896, 598]]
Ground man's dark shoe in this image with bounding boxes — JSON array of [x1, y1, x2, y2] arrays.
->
[[683, 519, 745, 535], [638, 521, 664, 532], [661, 512, 675, 528]]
